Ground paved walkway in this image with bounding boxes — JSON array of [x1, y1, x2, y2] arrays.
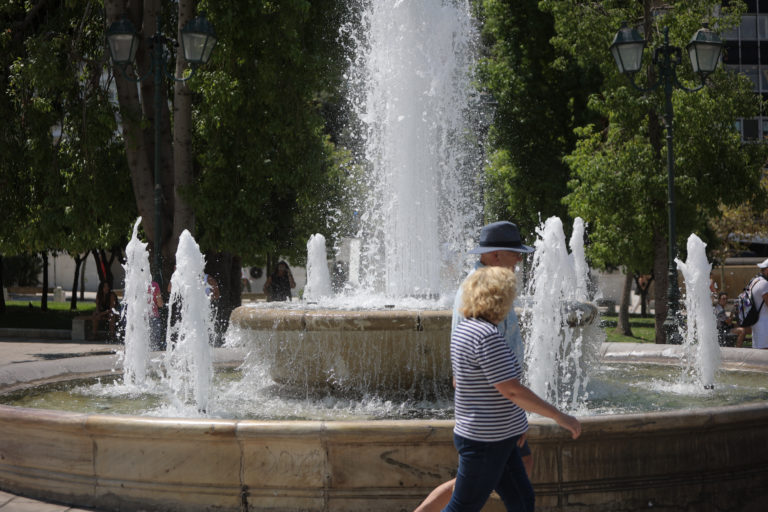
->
[[0, 335, 116, 512]]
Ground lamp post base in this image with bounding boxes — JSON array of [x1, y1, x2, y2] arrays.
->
[[664, 268, 683, 344]]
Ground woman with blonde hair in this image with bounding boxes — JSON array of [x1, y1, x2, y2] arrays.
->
[[444, 266, 580, 511]]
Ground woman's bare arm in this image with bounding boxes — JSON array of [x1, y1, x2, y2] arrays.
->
[[494, 378, 581, 439]]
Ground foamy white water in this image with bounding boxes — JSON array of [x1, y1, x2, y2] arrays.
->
[[121, 218, 153, 387], [570, 218, 590, 302], [676, 234, 722, 388], [163, 230, 215, 412], [304, 234, 333, 301], [346, 0, 485, 298], [523, 217, 599, 410]]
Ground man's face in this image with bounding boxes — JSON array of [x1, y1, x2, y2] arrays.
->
[[483, 250, 523, 271]]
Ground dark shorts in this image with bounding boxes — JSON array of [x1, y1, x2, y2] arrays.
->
[[519, 439, 531, 457], [445, 433, 534, 512]]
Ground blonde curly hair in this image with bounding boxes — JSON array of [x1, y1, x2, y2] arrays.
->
[[459, 266, 517, 325]]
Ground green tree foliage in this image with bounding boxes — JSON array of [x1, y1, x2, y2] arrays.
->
[[190, 0, 352, 268], [0, 0, 136, 301], [543, 0, 768, 342], [473, 0, 601, 237]]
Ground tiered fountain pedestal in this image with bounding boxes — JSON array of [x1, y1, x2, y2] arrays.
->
[[229, 307, 454, 392]]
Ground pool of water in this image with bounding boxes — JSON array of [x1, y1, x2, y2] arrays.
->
[[2, 363, 766, 420]]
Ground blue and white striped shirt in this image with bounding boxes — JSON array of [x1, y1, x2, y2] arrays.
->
[[451, 317, 528, 442]]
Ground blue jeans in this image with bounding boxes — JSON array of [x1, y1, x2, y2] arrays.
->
[[442, 433, 534, 512]]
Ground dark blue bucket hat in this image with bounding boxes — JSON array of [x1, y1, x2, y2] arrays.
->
[[468, 221, 534, 254]]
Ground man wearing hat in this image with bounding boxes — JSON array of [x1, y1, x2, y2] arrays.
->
[[750, 258, 768, 349], [451, 221, 535, 364], [414, 221, 535, 512]]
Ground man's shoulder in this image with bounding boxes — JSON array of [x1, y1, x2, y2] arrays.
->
[[754, 275, 768, 294]]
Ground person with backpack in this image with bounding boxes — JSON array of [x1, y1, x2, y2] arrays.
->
[[714, 292, 748, 347], [748, 258, 768, 349]]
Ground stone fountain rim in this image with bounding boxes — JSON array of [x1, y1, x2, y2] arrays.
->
[[1, 342, 766, 429]]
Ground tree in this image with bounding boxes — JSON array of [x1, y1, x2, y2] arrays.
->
[[544, 0, 768, 343], [473, 0, 601, 237], [1, 0, 136, 310]]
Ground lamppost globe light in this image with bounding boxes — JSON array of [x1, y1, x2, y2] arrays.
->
[[687, 24, 723, 76], [610, 22, 645, 75], [106, 17, 139, 64], [181, 16, 218, 65]]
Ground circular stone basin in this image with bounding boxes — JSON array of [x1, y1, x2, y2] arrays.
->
[[0, 343, 767, 512]]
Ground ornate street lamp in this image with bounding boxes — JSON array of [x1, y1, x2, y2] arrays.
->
[[610, 22, 722, 343], [106, 15, 217, 290]]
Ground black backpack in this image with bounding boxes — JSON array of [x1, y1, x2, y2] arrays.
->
[[736, 275, 767, 327]]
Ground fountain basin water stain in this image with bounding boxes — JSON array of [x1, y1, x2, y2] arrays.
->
[[0, 343, 767, 512]]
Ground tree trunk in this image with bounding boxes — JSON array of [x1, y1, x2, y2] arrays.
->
[[105, 0, 177, 286], [41, 252, 49, 311], [205, 251, 242, 346], [105, 1, 155, 241], [79, 256, 86, 300], [653, 229, 668, 344], [100, 249, 113, 288], [171, 0, 196, 256], [640, 274, 653, 317], [70, 253, 84, 310], [617, 270, 633, 336], [92, 249, 106, 285]]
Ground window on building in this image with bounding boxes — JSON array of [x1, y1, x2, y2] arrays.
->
[[744, 118, 760, 140], [759, 14, 768, 38], [724, 42, 740, 64], [761, 69, 768, 90], [761, 42, 768, 63], [723, 26, 739, 41], [742, 15, 758, 39], [762, 118, 768, 138], [742, 41, 759, 63]]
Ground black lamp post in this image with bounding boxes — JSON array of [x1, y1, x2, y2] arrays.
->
[[106, 15, 217, 290], [610, 22, 722, 343]]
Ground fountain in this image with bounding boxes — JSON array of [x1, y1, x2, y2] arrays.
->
[[1, 1, 767, 511], [228, 0, 489, 395]]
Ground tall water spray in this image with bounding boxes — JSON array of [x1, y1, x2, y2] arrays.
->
[[570, 218, 590, 302], [304, 234, 333, 301], [675, 234, 722, 388], [164, 230, 215, 412], [523, 217, 601, 410], [121, 218, 153, 386], [347, 0, 485, 297]]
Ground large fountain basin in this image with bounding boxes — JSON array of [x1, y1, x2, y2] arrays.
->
[[0, 343, 766, 512]]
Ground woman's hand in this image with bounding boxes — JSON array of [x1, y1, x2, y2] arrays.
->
[[555, 412, 581, 439]]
